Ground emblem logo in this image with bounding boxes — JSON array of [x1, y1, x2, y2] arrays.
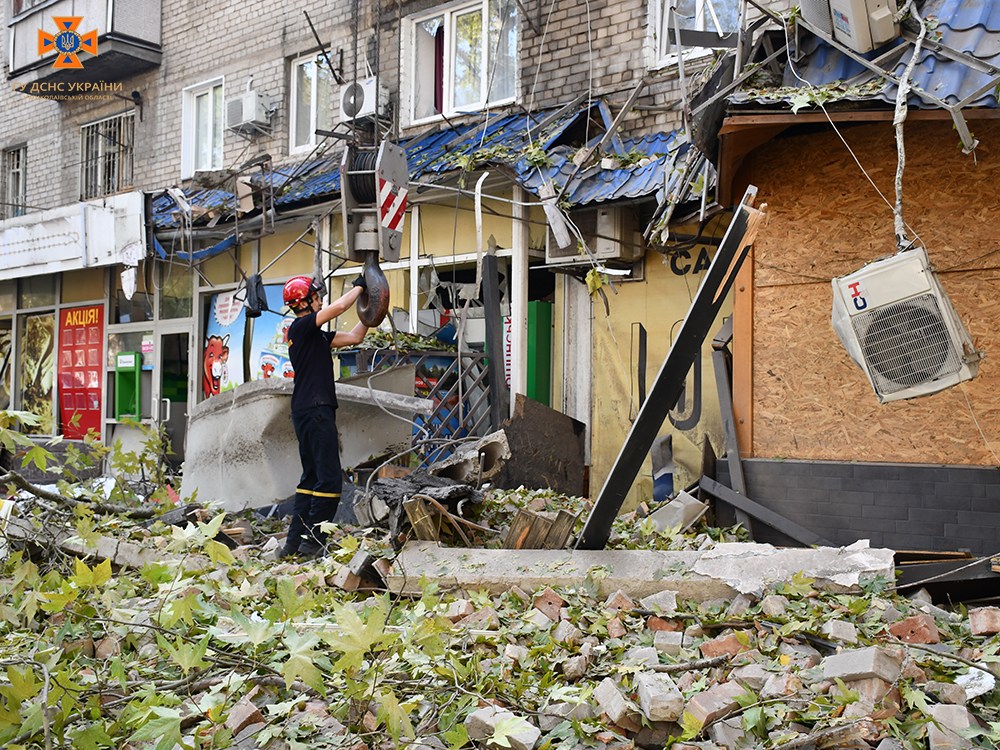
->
[[38, 17, 98, 70]]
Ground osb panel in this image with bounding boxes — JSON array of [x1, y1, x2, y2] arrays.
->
[[748, 120, 1000, 463]]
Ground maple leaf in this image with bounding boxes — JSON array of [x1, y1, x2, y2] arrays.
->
[[160, 591, 202, 628], [204, 539, 235, 566], [157, 633, 210, 675], [228, 608, 280, 648], [276, 577, 314, 620], [127, 706, 184, 750], [490, 714, 534, 748], [70, 558, 112, 589], [322, 598, 393, 672], [281, 630, 325, 694]]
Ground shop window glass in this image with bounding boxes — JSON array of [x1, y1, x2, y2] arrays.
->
[[112, 264, 154, 323], [0, 281, 14, 314], [107, 331, 153, 370], [159, 265, 194, 319], [18, 276, 56, 308], [62, 268, 104, 304], [19, 312, 55, 433], [0, 318, 11, 411]]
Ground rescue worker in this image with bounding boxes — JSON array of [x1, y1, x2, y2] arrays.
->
[[279, 273, 371, 558]]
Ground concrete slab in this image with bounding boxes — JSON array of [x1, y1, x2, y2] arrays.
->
[[386, 540, 895, 600], [181, 366, 432, 511]]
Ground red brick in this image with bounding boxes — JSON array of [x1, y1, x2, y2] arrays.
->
[[700, 632, 751, 659], [969, 607, 1000, 636], [533, 587, 565, 622], [888, 613, 940, 644]]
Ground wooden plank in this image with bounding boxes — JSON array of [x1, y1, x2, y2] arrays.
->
[[732, 242, 754, 457], [543, 510, 579, 549], [403, 497, 439, 541], [503, 509, 540, 549], [698, 476, 833, 547]]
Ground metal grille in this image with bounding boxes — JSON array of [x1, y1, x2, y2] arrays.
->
[[852, 293, 962, 395], [1, 146, 26, 220], [80, 112, 135, 200], [351, 349, 493, 462]]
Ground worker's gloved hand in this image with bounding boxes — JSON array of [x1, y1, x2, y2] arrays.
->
[[352, 275, 367, 290]]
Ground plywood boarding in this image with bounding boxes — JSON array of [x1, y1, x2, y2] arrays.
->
[[746, 120, 1000, 463]]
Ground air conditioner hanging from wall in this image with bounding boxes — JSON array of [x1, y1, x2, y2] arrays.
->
[[545, 205, 645, 264], [831, 247, 982, 403], [802, 0, 898, 53], [340, 78, 388, 122], [225, 91, 270, 134]]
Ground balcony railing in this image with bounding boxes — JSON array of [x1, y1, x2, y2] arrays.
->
[[8, 0, 161, 87]]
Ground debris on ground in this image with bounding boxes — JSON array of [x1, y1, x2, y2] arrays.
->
[[3, 425, 1000, 749]]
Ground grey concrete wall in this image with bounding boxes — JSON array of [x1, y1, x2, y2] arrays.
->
[[716, 459, 1000, 556]]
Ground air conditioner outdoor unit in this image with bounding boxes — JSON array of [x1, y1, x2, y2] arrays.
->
[[545, 206, 644, 264], [831, 247, 982, 403], [827, 0, 898, 53], [225, 91, 269, 134], [340, 78, 388, 122]]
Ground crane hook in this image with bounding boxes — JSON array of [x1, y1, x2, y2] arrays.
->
[[356, 253, 390, 327]]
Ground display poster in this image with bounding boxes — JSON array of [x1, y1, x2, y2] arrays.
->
[[0, 323, 11, 411], [21, 313, 55, 434], [58, 305, 104, 440], [248, 285, 296, 381], [203, 291, 246, 399]]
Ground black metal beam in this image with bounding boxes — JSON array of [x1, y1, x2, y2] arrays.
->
[[576, 186, 760, 550], [711, 336, 753, 535], [482, 253, 509, 431], [699, 476, 833, 547]]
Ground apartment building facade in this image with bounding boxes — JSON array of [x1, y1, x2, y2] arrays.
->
[[1, 0, 743, 501]]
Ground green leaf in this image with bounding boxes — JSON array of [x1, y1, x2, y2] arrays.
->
[[39, 582, 79, 613], [679, 710, 703, 741], [204, 539, 235, 567], [376, 687, 414, 741], [230, 608, 280, 648], [70, 558, 112, 589], [789, 90, 813, 115], [5, 666, 40, 701], [901, 683, 930, 712], [281, 630, 325, 694], [69, 722, 114, 750], [127, 706, 184, 750], [276, 577, 313, 620], [490, 714, 535, 748], [322, 598, 392, 672], [160, 592, 202, 628], [157, 633, 210, 675]]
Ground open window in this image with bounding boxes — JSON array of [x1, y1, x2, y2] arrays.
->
[[289, 53, 335, 154], [406, 0, 517, 124], [651, 0, 740, 68], [181, 78, 224, 178]]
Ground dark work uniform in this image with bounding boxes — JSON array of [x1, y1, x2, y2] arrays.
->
[[285, 310, 343, 553]]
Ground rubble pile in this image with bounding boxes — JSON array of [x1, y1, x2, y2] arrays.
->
[[2, 482, 1000, 750]]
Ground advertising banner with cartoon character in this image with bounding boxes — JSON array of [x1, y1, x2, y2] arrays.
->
[[248, 285, 296, 381], [203, 291, 246, 399]]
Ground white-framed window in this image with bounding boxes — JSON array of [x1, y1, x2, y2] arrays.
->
[[289, 53, 335, 154], [1, 145, 26, 219], [405, 0, 517, 124], [651, 0, 740, 68], [181, 78, 224, 178], [80, 112, 135, 200]]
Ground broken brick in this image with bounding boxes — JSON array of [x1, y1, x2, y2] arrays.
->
[[685, 680, 746, 726], [533, 587, 565, 621], [607, 617, 626, 639], [700, 632, 750, 659], [969, 607, 1000, 636], [888, 613, 940, 644], [604, 589, 635, 612]]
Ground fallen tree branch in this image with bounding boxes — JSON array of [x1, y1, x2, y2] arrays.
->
[[1, 469, 157, 519]]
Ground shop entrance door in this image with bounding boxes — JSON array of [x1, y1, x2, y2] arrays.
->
[[153, 327, 192, 471]]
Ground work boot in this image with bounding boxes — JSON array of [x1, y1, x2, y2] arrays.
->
[[297, 540, 326, 560]]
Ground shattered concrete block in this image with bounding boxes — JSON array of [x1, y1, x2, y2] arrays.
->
[[553, 620, 583, 646], [607, 617, 626, 639], [684, 624, 706, 640], [524, 608, 553, 630], [465, 706, 540, 750], [821, 619, 858, 644], [533, 587, 565, 621], [926, 704, 978, 750], [700, 632, 751, 659], [760, 595, 789, 618], [955, 665, 996, 700], [625, 646, 659, 668], [444, 599, 475, 622], [761, 672, 802, 700], [226, 697, 265, 735], [730, 664, 770, 691], [822, 647, 902, 684], [843, 698, 876, 721], [875, 739, 904, 750], [888, 613, 940, 644], [633, 721, 679, 750], [927, 681, 968, 706], [640, 590, 678, 615], [538, 701, 594, 732], [969, 607, 1000, 636], [604, 589, 635, 612], [503, 644, 529, 665], [839, 677, 895, 704], [725, 593, 755, 618], [459, 606, 500, 630], [635, 672, 684, 722], [647, 490, 707, 533], [707, 716, 748, 749], [779, 641, 822, 668], [560, 654, 591, 682], [594, 677, 642, 731], [654, 630, 685, 656], [685, 681, 747, 726]]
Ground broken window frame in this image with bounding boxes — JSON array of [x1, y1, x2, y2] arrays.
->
[[404, 0, 518, 126], [181, 77, 224, 179], [649, 0, 740, 69], [289, 52, 335, 155], [0, 144, 26, 220], [80, 112, 135, 201]]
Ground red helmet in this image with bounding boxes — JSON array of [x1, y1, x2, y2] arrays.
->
[[283, 275, 321, 307]]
